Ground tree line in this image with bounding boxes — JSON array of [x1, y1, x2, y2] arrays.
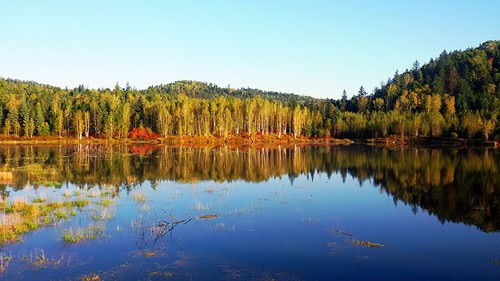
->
[[0, 40, 498, 140]]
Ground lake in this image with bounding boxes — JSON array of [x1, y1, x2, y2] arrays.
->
[[0, 144, 498, 280]]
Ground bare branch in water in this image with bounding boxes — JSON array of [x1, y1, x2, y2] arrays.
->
[[137, 210, 218, 246]]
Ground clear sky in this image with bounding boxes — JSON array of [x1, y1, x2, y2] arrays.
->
[[0, 1, 499, 99]]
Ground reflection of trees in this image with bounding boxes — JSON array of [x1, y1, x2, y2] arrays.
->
[[0, 145, 498, 232], [328, 147, 499, 233]]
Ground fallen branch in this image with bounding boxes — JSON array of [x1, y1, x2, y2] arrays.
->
[[352, 239, 384, 248]]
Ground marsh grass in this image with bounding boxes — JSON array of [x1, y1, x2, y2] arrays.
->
[[64, 190, 71, 198], [0, 252, 12, 273], [81, 273, 101, 281], [0, 198, 90, 245], [98, 198, 114, 207], [62, 224, 105, 243], [132, 192, 147, 204], [91, 207, 114, 221], [1, 202, 42, 244], [352, 239, 384, 248], [70, 199, 90, 208], [87, 190, 100, 198], [32, 196, 46, 203], [19, 248, 63, 270], [100, 191, 111, 197], [193, 201, 211, 211], [54, 210, 68, 220]]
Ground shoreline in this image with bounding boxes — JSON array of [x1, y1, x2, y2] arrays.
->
[[0, 134, 497, 148], [0, 134, 351, 145]]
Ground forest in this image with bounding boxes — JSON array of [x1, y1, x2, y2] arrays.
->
[[0, 40, 498, 141]]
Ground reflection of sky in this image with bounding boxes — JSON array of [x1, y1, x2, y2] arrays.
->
[[2, 171, 499, 280]]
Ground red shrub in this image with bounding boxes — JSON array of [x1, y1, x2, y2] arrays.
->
[[128, 127, 159, 139]]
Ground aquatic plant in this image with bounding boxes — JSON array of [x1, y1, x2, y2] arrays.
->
[[32, 197, 46, 203], [352, 239, 384, 248], [26, 248, 60, 269], [132, 192, 147, 204], [64, 190, 71, 198], [46, 201, 64, 209], [98, 198, 114, 207], [0, 198, 91, 245], [214, 222, 235, 232], [193, 201, 211, 211], [91, 207, 114, 221], [62, 224, 105, 243], [81, 273, 101, 281], [87, 190, 100, 198], [0, 253, 12, 273], [54, 210, 68, 219], [149, 271, 173, 278], [1, 205, 42, 244], [70, 199, 90, 208]]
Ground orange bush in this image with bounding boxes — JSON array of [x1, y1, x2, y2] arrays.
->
[[128, 127, 159, 139]]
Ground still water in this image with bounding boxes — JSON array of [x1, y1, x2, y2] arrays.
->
[[0, 145, 498, 280]]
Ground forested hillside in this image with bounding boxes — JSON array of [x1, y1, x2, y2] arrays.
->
[[0, 41, 498, 140]]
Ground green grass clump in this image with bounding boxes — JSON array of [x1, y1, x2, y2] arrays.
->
[[98, 199, 114, 207], [62, 224, 105, 243], [100, 191, 112, 197], [66, 200, 90, 208], [33, 197, 46, 203], [0, 198, 91, 245], [47, 202, 64, 209], [87, 190, 100, 198], [42, 216, 54, 225], [3, 205, 14, 213], [55, 210, 68, 219]]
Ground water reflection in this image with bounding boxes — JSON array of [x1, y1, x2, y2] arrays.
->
[[0, 145, 498, 232]]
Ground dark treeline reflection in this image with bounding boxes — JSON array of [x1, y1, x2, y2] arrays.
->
[[0, 145, 498, 232]]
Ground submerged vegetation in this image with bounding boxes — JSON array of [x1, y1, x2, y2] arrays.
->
[[0, 41, 498, 142]]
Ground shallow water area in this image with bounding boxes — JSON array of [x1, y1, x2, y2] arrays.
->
[[0, 144, 498, 280]]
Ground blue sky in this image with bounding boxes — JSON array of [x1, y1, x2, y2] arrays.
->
[[0, 1, 499, 99]]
